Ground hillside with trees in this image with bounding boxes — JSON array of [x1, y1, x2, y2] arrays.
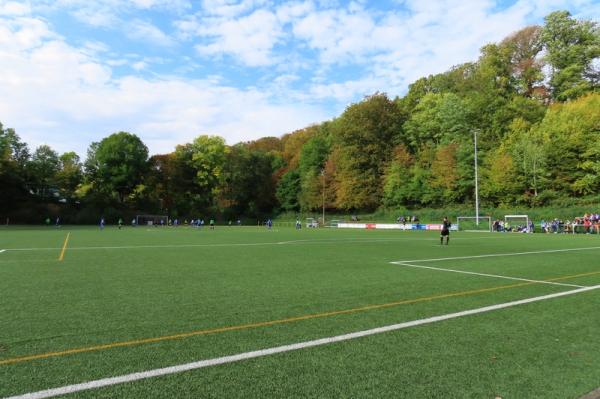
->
[[1, 11, 599, 223]]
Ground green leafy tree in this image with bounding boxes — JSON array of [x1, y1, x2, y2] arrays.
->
[[542, 11, 600, 101], [503, 118, 547, 197], [403, 92, 470, 150], [56, 152, 83, 200], [297, 131, 331, 210], [480, 148, 523, 205], [86, 132, 149, 203], [537, 93, 600, 194], [27, 145, 60, 198], [220, 144, 277, 218], [276, 170, 301, 212], [0, 124, 30, 212], [189, 135, 229, 198], [383, 145, 415, 207]]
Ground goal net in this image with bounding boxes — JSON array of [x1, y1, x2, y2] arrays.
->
[[136, 214, 168, 226], [504, 215, 531, 233], [456, 216, 492, 232]]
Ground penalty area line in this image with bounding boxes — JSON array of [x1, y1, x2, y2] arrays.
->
[[5, 284, 600, 399], [393, 246, 600, 264], [393, 262, 585, 288]]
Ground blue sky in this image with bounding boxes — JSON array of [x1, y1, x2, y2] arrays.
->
[[0, 0, 598, 157]]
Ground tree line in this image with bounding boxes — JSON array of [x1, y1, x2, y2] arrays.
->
[[1, 11, 599, 223]]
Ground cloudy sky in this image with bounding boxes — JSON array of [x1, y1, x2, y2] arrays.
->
[[0, 0, 598, 157]]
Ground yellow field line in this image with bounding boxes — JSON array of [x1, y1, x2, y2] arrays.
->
[[1, 270, 599, 367], [58, 233, 70, 262]]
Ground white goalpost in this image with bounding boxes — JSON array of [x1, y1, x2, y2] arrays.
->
[[136, 214, 168, 226], [456, 216, 492, 232], [504, 215, 531, 233]]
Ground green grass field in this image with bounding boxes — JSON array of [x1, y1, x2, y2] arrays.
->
[[1, 225, 600, 398]]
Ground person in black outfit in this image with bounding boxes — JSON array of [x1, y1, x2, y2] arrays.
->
[[441, 216, 451, 245]]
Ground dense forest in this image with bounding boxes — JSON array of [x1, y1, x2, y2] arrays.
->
[[1, 11, 599, 223]]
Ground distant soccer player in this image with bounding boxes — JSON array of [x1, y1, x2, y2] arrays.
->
[[100, 217, 105, 230], [441, 216, 451, 245], [118, 218, 123, 230], [209, 219, 215, 230]]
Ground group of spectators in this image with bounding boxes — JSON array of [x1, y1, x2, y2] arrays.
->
[[396, 215, 420, 224], [492, 219, 534, 233], [541, 213, 600, 234], [491, 213, 600, 234]]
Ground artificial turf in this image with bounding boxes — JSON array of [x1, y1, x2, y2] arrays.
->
[[1, 225, 599, 398]]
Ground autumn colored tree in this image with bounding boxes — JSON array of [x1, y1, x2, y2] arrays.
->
[[332, 93, 404, 210], [501, 26, 545, 98]]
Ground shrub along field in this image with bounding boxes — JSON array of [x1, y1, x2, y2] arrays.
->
[[1, 225, 599, 398]]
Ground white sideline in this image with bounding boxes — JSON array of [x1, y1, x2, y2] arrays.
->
[[5, 285, 600, 399], [392, 262, 585, 288], [0, 249, 5, 253]]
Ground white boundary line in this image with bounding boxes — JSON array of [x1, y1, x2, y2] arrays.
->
[[5, 284, 600, 399], [0, 249, 5, 253], [390, 247, 600, 288], [392, 262, 585, 288], [395, 246, 600, 264], [0, 236, 501, 252]]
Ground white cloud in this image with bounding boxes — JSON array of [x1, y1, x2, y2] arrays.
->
[[0, 16, 327, 156], [131, 61, 148, 71], [1, 0, 599, 157], [292, 6, 377, 64], [307, 76, 388, 103], [127, 19, 176, 47], [200, 0, 269, 18], [71, 6, 118, 27], [106, 59, 130, 66], [294, 0, 599, 98], [193, 9, 285, 66], [0, 1, 31, 16]]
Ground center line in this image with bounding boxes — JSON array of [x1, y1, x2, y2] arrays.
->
[[58, 233, 70, 261]]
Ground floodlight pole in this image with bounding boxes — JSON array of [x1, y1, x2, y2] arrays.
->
[[474, 129, 480, 225], [321, 169, 325, 227]]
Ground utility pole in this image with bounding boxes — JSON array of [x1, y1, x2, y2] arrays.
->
[[474, 129, 480, 225], [321, 169, 325, 227]]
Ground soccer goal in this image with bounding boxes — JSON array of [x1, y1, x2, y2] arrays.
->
[[456, 216, 492, 232], [306, 217, 319, 228], [136, 214, 168, 226], [504, 215, 531, 233], [327, 219, 342, 228]]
